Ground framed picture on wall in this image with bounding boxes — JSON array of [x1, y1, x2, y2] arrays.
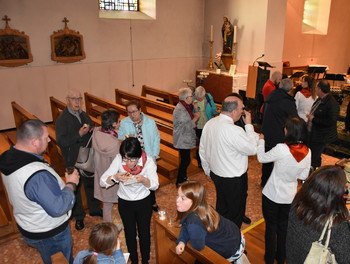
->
[[51, 17, 86, 63], [0, 15, 33, 67]]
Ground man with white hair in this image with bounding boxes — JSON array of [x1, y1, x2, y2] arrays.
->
[[260, 78, 298, 187], [56, 89, 102, 231]]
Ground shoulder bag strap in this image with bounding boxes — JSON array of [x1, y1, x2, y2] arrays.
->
[[318, 217, 331, 243], [85, 134, 93, 147], [205, 93, 213, 107], [323, 216, 334, 248]]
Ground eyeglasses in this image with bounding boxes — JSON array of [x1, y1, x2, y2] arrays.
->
[[127, 110, 140, 114], [186, 95, 193, 99], [68, 97, 82, 101], [122, 157, 139, 162]]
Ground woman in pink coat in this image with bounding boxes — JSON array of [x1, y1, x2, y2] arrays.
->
[[92, 109, 122, 222]]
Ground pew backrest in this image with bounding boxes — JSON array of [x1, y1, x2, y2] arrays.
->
[[50, 96, 101, 127], [49, 96, 66, 124], [84, 92, 127, 119], [115, 89, 174, 124], [11, 101, 65, 175], [141, 85, 179, 105]]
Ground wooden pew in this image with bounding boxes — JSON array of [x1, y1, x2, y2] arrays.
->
[[49, 96, 100, 127], [141, 84, 179, 105], [84, 92, 174, 148], [115, 89, 174, 125], [0, 133, 19, 243], [50, 96, 67, 124], [154, 217, 231, 264], [84, 93, 128, 120], [82, 93, 178, 180], [141, 84, 221, 112], [11, 101, 66, 176]]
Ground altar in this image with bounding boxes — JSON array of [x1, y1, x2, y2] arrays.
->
[[195, 70, 248, 103]]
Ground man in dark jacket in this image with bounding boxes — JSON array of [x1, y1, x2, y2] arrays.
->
[[260, 78, 298, 187], [307, 80, 340, 168], [56, 89, 101, 231]]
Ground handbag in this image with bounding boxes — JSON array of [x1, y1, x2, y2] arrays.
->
[[75, 135, 95, 176], [304, 216, 337, 264]]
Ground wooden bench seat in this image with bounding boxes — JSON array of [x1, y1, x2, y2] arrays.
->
[[115, 89, 174, 124]]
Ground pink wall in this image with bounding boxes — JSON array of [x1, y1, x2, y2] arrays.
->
[[1, 0, 349, 130], [283, 0, 350, 73], [0, 0, 205, 129]]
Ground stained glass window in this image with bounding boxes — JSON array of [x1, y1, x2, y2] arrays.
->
[[99, 0, 139, 11]]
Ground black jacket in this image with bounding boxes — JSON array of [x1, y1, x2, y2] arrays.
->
[[310, 94, 339, 144], [55, 107, 94, 167], [261, 88, 298, 148]]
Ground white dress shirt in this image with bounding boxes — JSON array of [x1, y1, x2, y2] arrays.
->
[[199, 114, 258, 178], [295, 91, 315, 122], [100, 154, 159, 201], [257, 139, 311, 204]]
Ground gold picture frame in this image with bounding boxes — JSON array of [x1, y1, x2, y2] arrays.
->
[[51, 17, 86, 63], [0, 15, 33, 67]]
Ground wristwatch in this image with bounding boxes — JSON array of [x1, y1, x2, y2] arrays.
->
[[111, 176, 118, 184]]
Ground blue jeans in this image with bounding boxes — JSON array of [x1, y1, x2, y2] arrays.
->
[[23, 225, 73, 264]]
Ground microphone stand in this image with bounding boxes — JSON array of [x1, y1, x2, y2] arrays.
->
[[253, 54, 264, 66]]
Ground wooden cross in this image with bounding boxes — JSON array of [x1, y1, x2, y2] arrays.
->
[[2, 15, 11, 27], [62, 17, 69, 28]]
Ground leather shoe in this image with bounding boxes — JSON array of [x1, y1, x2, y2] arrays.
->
[[75, 220, 85, 231], [242, 216, 251, 224], [152, 205, 159, 212]]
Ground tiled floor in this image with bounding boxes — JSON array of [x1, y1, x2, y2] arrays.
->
[[0, 154, 339, 264]]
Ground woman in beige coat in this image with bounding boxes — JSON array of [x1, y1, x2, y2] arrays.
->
[[92, 109, 121, 222]]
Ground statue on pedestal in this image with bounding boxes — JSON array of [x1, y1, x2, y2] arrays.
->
[[222, 16, 234, 54]]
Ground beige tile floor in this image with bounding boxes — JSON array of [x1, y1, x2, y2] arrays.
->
[[0, 154, 339, 264]]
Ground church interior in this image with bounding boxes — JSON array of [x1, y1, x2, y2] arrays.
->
[[1, 0, 350, 263]]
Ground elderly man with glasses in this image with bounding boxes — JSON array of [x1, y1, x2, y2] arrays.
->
[[56, 89, 102, 231]]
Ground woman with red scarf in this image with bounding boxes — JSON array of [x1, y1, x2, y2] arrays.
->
[[173, 87, 200, 187], [257, 117, 311, 264], [100, 137, 159, 264], [295, 75, 316, 122]]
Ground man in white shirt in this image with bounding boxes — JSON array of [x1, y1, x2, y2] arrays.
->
[[199, 94, 258, 228]]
